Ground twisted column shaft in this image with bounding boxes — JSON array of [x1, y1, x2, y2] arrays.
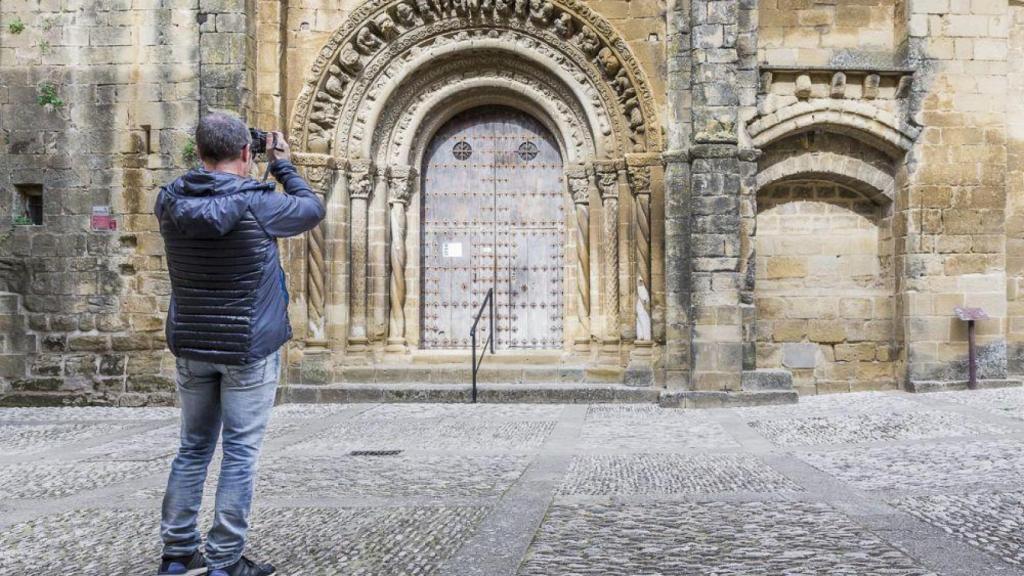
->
[[628, 164, 653, 341], [307, 203, 327, 340], [387, 167, 414, 346], [292, 153, 336, 345], [567, 165, 591, 339], [388, 203, 407, 342]]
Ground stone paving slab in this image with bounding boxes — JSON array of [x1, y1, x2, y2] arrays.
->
[[3, 396, 1024, 576], [257, 454, 529, 498], [360, 403, 566, 420], [516, 500, 936, 576], [79, 409, 344, 463], [0, 459, 169, 500], [0, 406, 179, 422], [930, 388, 1024, 421], [578, 407, 739, 451], [558, 453, 804, 496], [292, 418, 557, 453], [0, 506, 487, 576], [749, 410, 1010, 447], [269, 403, 356, 420], [0, 422, 134, 456], [83, 424, 180, 461], [892, 491, 1024, 567], [734, 391, 924, 420], [799, 439, 1024, 491]]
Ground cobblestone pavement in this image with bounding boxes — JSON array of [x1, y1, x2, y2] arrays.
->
[[4, 391, 1024, 575]]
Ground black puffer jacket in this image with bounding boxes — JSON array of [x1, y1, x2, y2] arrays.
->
[[155, 160, 325, 365]]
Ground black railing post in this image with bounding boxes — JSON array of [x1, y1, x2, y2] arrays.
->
[[471, 325, 478, 403], [470, 287, 495, 404]]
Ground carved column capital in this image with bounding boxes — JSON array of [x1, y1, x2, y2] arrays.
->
[[566, 163, 591, 205], [291, 152, 337, 169], [348, 160, 374, 200], [626, 164, 652, 198], [291, 153, 337, 196], [595, 161, 621, 200], [388, 165, 417, 206]]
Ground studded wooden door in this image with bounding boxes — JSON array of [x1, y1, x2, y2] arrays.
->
[[421, 106, 564, 349]]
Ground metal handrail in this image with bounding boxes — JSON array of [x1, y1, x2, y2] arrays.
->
[[470, 288, 495, 403]]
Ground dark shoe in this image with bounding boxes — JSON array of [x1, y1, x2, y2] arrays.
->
[[209, 556, 276, 576], [158, 549, 207, 575]]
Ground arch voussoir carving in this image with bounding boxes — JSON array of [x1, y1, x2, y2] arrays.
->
[[290, 0, 662, 158]]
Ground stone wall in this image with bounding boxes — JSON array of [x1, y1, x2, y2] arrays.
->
[[898, 0, 1013, 388], [0, 0, 257, 405], [1, 0, 1021, 404], [759, 0, 899, 65], [755, 182, 896, 394], [1005, 3, 1024, 376]]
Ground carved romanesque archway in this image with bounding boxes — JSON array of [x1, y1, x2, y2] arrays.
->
[[288, 0, 663, 362]]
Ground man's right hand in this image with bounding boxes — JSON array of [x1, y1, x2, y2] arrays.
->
[[267, 131, 291, 164]]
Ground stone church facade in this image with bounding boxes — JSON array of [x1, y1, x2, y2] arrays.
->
[[1, 0, 1022, 405]]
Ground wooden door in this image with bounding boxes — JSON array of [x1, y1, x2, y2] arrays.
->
[[421, 106, 564, 349]]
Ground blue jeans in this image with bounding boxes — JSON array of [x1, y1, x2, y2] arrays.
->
[[161, 350, 280, 570]]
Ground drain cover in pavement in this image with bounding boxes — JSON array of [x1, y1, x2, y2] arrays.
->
[[349, 450, 403, 457]]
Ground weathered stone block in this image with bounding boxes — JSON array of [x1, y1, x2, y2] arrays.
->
[[68, 335, 111, 352], [126, 375, 175, 392], [782, 343, 818, 368], [741, 369, 794, 391], [807, 321, 846, 344]]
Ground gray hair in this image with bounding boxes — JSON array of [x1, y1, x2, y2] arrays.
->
[[195, 112, 250, 163]]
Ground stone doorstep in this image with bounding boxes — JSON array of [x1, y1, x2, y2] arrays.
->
[[408, 350, 567, 365], [658, 390, 800, 409], [741, 369, 795, 392], [276, 383, 662, 404], [336, 364, 603, 385], [906, 379, 1024, 393]]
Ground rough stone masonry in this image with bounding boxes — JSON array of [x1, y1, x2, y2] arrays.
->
[[0, 0, 1022, 405]]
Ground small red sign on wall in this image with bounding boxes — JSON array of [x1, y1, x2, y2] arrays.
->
[[91, 206, 117, 231]]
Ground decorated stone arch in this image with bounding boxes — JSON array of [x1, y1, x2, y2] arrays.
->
[[286, 0, 665, 363]]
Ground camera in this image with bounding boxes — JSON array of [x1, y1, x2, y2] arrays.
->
[[249, 128, 270, 154]]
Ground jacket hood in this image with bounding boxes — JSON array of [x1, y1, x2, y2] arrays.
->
[[160, 169, 275, 238]]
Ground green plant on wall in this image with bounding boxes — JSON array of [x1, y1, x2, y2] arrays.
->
[[38, 39, 50, 54], [37, 83, 63, 109], [182, 138, 198, 166], [12, 215, 33, 226], [7, 17, 25, 34]]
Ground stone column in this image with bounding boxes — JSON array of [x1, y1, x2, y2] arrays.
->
[[596, 161, 622, 362], [662, 0, 795, 403], [567, 164, 592, 350], [627, 160, 653, 342], [664, 0, 694, 388], [291, 153, 336, 348], [347, 160, 373, 354], [291, 153, 339, 385], [369, 166, 390, 343], [624, 156, 658, 387], [324, 161, 350, 352], [386, 165, 415, 351], [685, 0, 760, 392]]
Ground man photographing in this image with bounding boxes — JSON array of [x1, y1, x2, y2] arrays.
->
[[154, 113, 325, 576]]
